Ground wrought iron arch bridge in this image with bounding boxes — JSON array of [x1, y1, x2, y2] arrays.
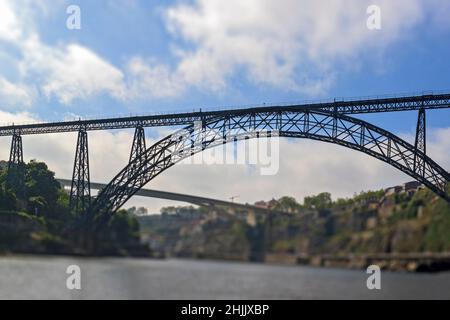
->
[[1, 93, 450, 218]]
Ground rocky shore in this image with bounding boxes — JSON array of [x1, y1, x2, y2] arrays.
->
[[266, 252, 450, 272]]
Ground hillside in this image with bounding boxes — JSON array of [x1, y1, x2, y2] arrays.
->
[[138, 184, 450, 271]]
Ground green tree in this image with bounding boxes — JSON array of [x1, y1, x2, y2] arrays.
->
[[25, 160, 61, 217], [0, 185, 17, 210], [304, 192, 332, 210], [275, 196, 302, 213]]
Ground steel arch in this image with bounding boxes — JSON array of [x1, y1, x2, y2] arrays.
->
[[90, 110, 450, 214]]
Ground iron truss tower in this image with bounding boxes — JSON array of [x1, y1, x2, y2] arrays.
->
[[414, 108, 426, 176], [70, 127, 91, 214], [7, 132, 25, 196]]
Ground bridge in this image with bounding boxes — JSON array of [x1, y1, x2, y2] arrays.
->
[[56, 178, 280, 215], [2, 92, 450, 218]]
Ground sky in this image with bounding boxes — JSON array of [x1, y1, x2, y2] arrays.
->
[[0, 0, 450, 213]]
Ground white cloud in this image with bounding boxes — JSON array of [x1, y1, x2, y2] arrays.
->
[[0, 110, 37, 126], [20, 40, 126, 104], [2, 0, 450, 105], [90, 0, 444, 100], [162, 0, 436, 94], [95, 0, 447, 100], [0, 76, 33, 108], [427, 127, 450, 169], [125, 57, 185, 99], [1, 0, 127, 105], [0, 0, 22, 41]]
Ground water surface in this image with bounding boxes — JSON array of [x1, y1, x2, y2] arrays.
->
[[1, 256, 449, 299]]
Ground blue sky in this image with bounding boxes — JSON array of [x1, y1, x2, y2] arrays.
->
[[1, 0, 450, 211], [1, 0, 450, 127]]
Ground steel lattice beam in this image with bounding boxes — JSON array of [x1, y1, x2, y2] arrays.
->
[[90, 110, 450, 215], [70, 128, 91, 214], [0, 93, 449, 136]]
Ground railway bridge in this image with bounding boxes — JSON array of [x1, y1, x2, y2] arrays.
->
[[2, 92, 450, 218]]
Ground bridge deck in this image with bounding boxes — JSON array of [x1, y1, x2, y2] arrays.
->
[[1, 93, 449, 136], [57, 179, 277, 214]]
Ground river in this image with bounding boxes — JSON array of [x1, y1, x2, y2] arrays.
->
[[0, 256, 449, 299]]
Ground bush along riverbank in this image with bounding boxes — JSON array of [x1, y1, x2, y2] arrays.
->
[[0, 160, 151, 257]]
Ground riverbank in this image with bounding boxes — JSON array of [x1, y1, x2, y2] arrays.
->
[[0, 209, 152, 257], [5, 251, 450, 273], [265, 252, 450, 272]]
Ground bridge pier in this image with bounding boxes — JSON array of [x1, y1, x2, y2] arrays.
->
[[70, 127, 91, 214], [130, 125, 147, 164], [414, 108, 426, 176], [124, 125, 148, 188], [7, 131, 25, 195]]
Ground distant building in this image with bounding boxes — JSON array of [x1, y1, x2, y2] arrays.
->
[[254, 200, 268, 209], [385, 185, 403, 196], [254, 199, 278, 209], [403, 181, 422, 195], [381, 180, 424, 208], [385, 181, 422, 196]]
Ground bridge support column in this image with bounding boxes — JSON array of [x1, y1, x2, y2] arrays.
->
[[413, 108, 426, 175], [70, 128, 91, 214], [7, 132, 25, 195], [127, 125, 148, 185], [130, 125, 147, 163]]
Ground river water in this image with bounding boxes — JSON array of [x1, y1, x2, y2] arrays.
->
[[0, 256, 449, 299]]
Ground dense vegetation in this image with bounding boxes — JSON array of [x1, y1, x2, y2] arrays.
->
[[0, 160, 149, 256]]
